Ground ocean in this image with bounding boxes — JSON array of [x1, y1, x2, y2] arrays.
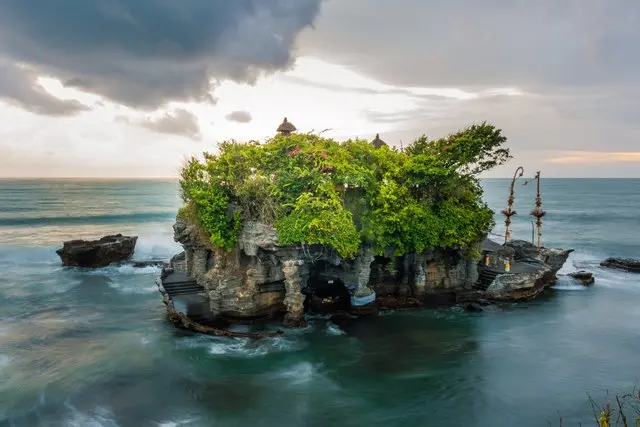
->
[[0, 178, 639, 427]]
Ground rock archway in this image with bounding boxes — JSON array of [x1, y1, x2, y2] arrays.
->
[[304, 260, 352, 313]]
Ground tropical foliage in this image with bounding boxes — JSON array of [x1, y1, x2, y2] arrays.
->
[[178, 122, 510, 258]]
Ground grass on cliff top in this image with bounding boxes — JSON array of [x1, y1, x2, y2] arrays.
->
[[178, 122, 510, 259]]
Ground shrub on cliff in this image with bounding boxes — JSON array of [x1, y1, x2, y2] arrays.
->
[[179, 122, 510, 258]]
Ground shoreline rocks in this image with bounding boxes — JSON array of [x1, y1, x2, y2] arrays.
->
[[600, 258, 640, 273], [56, 234, 137, 268]]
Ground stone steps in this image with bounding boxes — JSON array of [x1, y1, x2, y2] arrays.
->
[[161, 271, 205, 296], [474, 268, 501, 290]]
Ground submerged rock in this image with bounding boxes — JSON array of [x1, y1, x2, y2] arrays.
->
[[600, 258, 640, 273], [56, 234, 137, 268], [568, 270, 595, 285], [463, 302, 484, 312]]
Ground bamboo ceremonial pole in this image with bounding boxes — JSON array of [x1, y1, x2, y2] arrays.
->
[[525, 171, 546, 249], [501, 166, 524, 244]]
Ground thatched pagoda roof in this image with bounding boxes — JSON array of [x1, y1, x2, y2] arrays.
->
[[371, 133, 387, 148], [277, 117, 296, 134]]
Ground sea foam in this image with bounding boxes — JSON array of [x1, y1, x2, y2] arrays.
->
[[175, 334, 305, 358]]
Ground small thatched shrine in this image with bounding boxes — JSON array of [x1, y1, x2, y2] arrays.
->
[[371, 133, 387, 148], [277, 117, 296, 136]]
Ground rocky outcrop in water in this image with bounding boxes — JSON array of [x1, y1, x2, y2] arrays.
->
[[171, 218, 482, 327], [600, 258, 640, 273], [56, 234, 137, 268], [568, 270, 595, 285], [485, 261, 555, 300], [484, 240, 573, 300]]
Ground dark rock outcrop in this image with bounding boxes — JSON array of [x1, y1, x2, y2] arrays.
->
[[600, 258, 640, 273], [56, 234, 137, 268], [569, 270, 595, 285], [484, 240, 573, 301]]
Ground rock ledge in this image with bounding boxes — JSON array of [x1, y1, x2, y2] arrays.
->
[[600, 258, 640, 273]]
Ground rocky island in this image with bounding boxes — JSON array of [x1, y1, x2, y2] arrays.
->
[[159, 119, 572, 333], [56, 234, 137, 268]]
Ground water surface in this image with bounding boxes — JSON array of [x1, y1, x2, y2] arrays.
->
[[1, 178, 639, 426]]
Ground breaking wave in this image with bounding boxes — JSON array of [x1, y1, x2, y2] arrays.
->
[[325, 323, 346, 336], [175, 334, 305, 358]]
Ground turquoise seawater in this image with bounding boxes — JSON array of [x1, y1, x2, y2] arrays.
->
[[0, 178, 639, 427]]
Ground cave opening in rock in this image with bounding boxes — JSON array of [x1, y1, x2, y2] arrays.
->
[[304, 261, 351, 313]]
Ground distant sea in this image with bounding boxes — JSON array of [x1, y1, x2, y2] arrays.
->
[[0, 178, 639, 427]]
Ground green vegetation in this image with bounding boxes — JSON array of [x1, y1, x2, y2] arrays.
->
[[178, 122, 510, 258], [594, 391, 640, 427], [557, 391, 640, 427]]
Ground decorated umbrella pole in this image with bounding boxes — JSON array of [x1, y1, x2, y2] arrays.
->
[[501, 166, 524, 244], [524, 171, 546, 249]]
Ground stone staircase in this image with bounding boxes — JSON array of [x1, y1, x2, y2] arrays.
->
[[474, 268, 502, 291], [161, 271, 205, 296]]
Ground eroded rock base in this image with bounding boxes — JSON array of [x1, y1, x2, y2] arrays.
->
[[170, 218, 572, 329]]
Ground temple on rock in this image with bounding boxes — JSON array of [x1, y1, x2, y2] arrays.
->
[[156, 118, 572, 335]]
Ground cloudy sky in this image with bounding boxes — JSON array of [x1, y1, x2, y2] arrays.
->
[[1, 0, 638, 178]]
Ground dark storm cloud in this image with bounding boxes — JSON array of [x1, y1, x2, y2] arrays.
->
[[225, 111, 253, 123], [0, 0, 322, 111], [301, 0, 640, 89], [134, 109, 202, 140], [0, 60, 88, 116]]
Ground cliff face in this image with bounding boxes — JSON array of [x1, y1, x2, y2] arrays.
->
[[173, 218, 480, 327]]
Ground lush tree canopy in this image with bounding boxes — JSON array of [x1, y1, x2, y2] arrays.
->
[[179, 122, 510, 259]]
